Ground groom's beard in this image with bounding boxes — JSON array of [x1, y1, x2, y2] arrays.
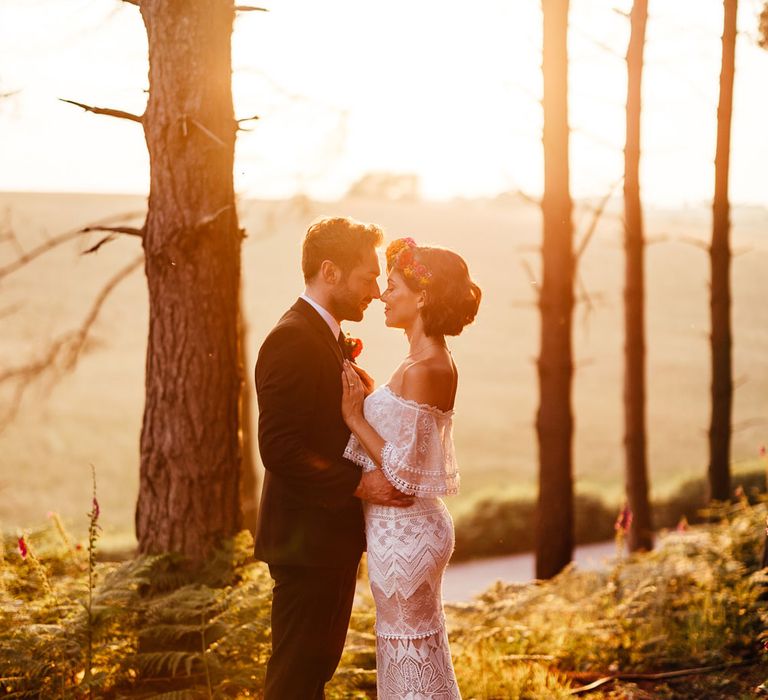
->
[[329, 284, 370, 322]]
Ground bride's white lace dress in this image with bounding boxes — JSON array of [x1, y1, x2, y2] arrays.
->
[[344, 385, 461, 700]]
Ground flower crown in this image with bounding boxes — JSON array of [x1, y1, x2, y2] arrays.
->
[[386, 237, 432, 287]]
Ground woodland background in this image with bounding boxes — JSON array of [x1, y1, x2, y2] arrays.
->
[[2, 0, 768, 697]]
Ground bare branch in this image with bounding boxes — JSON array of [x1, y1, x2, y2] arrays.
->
[[80, 226, 143, 255], [571, 126, 621, 152], [676, 235, 709, 251], [81, 225, 144, 237], [59, 98, 143, 124], [196, 204, 233, 229], [733, 373, 749, 390], [575, 177, 623, 263], [519, 257, 540, 301], [733, 417, 768, 431], [0, 211, 145, 280], [188, 117, 227, 148], [645, 234, 669, 246], [570, 25, 623, 59], [518, 189, 542, 207], [236, 113, 260, 132], [569, 658, 757, 695], [82, 235, 117, 255], [575, 274, 601, 338], [0, 255, 144, 431]]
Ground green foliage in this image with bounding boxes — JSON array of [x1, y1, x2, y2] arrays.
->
[[2, 498, 767, 698], [453, 469, 767, 561], [0, 525, 271, 698], [446, 497, 767, 697], [454, 492, 618, 560]]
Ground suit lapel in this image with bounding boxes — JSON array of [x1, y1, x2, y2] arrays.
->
[[291, 298, 344, 366]]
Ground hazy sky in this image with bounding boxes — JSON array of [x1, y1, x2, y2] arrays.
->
[[1, 0, 767, 205]]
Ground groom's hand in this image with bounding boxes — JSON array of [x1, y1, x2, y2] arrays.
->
[[351, 364, 375, 396], [355, 469, 414, 507]]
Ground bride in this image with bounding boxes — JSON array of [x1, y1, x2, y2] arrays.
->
[[341, 237, 481, 700]]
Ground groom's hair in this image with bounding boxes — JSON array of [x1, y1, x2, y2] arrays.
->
[[302, 217, 384, 282]]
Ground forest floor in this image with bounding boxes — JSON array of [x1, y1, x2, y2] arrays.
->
[[2, 497, 768, 699]]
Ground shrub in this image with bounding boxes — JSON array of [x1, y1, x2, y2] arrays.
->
[[452, 470, 766, 561]]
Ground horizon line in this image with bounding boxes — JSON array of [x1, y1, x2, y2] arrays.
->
[[2, 188, 768, 212]]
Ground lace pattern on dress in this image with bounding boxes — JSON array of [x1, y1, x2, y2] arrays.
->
[[343, 442, 377, 472], [365, 498, 460, 698], [376, 629, 461, 700], [344, 386, 459, 495], [345, 386, 462, 698]]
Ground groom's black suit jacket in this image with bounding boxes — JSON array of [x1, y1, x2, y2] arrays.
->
[[254, 298, 366, 567]]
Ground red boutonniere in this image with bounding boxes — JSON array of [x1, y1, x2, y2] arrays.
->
[[343, 334, 363, 363]]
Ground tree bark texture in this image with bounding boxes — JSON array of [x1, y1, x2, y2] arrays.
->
[[708, 0, 737, 502], [135, 0, 243, 561], [623, 0, 653, 552], [536, 0, 575, 580]]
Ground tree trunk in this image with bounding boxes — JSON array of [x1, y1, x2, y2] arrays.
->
[[135, 0, 243, 562], [708, 0, 737, 502], [535, 0, 575, 580], [623, 0, 653, 552], [239, 285, 259, 535]]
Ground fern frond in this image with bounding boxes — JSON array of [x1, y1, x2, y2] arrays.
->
[[139, 621, 228, 646], [134, 650, 205, 678]]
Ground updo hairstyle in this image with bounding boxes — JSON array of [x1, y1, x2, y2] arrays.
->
[[386, 238, 481, 337]]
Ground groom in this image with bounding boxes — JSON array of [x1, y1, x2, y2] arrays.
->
[[254, 216, 413, 699]]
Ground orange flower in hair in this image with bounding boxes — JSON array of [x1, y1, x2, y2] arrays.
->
[[386, 237, 432, 287]]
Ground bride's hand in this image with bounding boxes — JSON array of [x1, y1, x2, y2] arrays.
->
[[341, 361, 366, 430]]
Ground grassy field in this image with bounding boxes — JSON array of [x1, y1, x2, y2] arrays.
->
[[1, 191, 767, 542]]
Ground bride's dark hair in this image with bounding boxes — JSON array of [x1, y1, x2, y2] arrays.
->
[[386, 240, 481, 337]]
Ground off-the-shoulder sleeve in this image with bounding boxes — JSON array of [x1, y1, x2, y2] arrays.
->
[[379, 402, 459, 496]]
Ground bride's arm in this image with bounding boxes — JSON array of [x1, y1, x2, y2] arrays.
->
[[342, 360, 450, 464], [342, 362, 415, 505]]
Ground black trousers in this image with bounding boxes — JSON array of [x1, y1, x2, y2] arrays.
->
[[264, 562, 359, 700]]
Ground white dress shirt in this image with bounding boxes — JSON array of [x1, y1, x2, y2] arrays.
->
[[300, 293, 341, 341]]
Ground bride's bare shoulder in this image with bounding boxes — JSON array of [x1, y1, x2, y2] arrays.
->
[[400, 358, 456, 412]]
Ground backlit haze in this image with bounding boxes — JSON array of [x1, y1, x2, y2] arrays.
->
[[1, 0, 767, 206]]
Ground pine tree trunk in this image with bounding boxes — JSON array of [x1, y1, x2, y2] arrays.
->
[[135, 0, 243, 562], [623, 0, 653, 552], [709, 0, 737, 502], [535, 0, 575, 580]]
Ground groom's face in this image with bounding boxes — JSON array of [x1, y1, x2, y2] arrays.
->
[[330, 247, 381, 322]]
